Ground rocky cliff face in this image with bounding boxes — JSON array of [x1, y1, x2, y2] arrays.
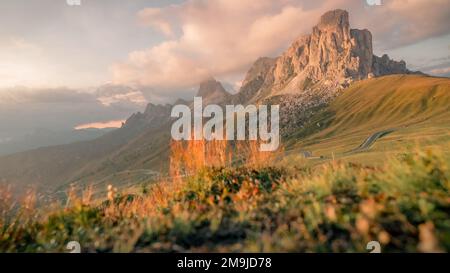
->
[[226, 9, 418, 135], [232, 57, 276, 104], [196, 77, 231, 105], [124, 103, 172, 131], [372, 54, 410, 76], [268, 9, 413, 97]]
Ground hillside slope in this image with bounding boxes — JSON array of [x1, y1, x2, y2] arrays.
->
[[287, 75, 450, 162], [0, 104, 172, 195]]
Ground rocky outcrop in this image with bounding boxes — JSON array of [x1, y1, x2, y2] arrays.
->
[[226, 9, 420, 135], [196, 77, 230, 105], [244, 9, 417, 100], [372, 54, 409, 76], [124, 103, 172, 130], [269, 9, 370, 96], [232, 57, 277, 104], [173, 98, 189, 105]]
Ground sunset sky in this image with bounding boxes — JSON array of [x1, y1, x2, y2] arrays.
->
[[0, 0, 449, 134]]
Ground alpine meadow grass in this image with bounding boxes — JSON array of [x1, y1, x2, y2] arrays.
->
[[0, 142, 449, 253]]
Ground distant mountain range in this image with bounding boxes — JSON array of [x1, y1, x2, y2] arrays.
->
[[0, 128, 115, 156], [0, 9, 446, 197]]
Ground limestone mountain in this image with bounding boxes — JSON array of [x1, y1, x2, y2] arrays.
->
[[196, 77, 231, 105], [177, 77, 231, 107], [235, 9, 417, 104], [124, 103, 172, 131], [182, 10, 418, 110], [226, 9, 420, 134], [230, 57, 277, 105]]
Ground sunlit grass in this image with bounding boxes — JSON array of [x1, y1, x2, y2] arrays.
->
[[0, 142, 449, 253]]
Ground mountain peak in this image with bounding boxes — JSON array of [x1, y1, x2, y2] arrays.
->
[[228, 9, 420, 106], [173, 98, 189, 106], [195, 77, 230, 104], [317, 9, 349, 30], [269, 9, 416, 96], [197, 77, 228, 97]]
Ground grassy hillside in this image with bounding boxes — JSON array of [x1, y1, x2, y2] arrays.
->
[[286, 75, 450, 165], [1, 146, 448, 253], [58, 123, 172, 194], [0, 119, 171, 196]]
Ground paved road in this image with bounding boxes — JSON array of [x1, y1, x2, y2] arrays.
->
[[349, 128, 396, 153]]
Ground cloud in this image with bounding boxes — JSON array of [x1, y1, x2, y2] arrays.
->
[[112, 0, 327, 91], [353, 0, 450, 50], [112, 0, 450, 96], [0, 86, 147, 138], [8, 37, 42, 53], [0, 85, 148, 109], [419, 60, 450, 77], [429, 66, 450, 76], [0, 87, 95, 104], [97, 90, 147, 107], [95, 84, 148, 107], [74, 119, 125, 130], [0, 37, 48, 87], [138, 7, 177, 37]]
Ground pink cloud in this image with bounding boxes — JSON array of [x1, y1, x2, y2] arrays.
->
[[138, 8, 176, 37], [429, 66, 450, 75], [112, 0, 450, 93], [74, 119, 125, 130]]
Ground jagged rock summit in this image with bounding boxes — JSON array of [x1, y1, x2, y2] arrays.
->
[[196, 77, 231, 105], [124, 102, 172, 131], [225, 9, 420, 134], [239, 9, 416, 102]]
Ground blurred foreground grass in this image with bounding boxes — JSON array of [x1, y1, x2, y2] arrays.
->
[[0, 147, 449, 253]]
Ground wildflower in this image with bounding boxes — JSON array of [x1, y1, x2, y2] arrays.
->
[[356, 216, 370, 234], [378, 231, 390, 245], [324, 205, 337, 222], [418, 222, 443, 253], [359, 198, 378, 219], [107, 184, 117, 202]]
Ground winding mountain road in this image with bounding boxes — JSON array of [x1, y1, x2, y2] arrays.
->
[[349, 128, 396, 153]]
